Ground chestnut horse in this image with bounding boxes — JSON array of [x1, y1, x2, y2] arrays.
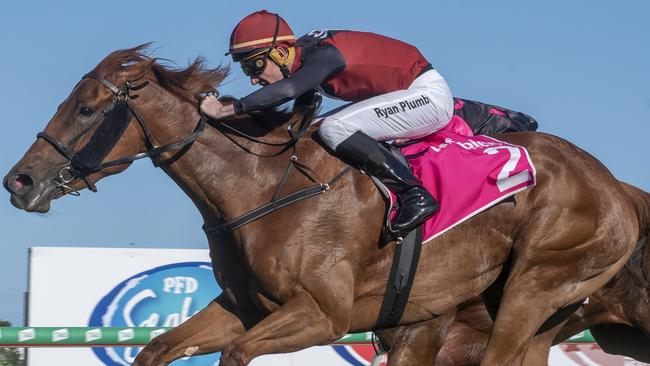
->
[[378, 182, 650, 365], [2, 46, 641, 366]]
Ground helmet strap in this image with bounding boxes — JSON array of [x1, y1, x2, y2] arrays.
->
[[268, 47, 295, 78], [263, 14, 281, 58]]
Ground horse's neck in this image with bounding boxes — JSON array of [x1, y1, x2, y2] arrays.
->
[[143, 99, 327, 228]]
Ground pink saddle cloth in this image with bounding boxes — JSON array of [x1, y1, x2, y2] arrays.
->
[[385, 116, 537, 243]]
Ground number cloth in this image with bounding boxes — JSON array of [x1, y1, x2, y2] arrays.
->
[[382, 116, 537, 242]]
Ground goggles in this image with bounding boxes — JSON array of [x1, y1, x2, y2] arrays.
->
[[240, 53, 268, 77]]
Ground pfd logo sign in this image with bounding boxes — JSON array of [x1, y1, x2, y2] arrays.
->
[[333, 345, 386, 366], [89, 262, 220, 365]]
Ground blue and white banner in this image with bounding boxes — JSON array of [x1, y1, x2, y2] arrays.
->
[[27, 247, 645, 366]]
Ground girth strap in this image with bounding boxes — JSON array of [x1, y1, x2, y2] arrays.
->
[[374, 226, 423, 329]]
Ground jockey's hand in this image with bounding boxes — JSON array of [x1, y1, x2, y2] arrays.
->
[[200, 95, 236, 119]]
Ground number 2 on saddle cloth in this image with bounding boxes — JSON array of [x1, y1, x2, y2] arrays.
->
[[379, 97, 539, 244]]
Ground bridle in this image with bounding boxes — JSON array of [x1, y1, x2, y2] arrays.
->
[[36, 73, 208, 195], [35, 71, 350, 235]]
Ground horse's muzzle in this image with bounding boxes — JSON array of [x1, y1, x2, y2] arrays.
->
[[3, 171, 53, 213]]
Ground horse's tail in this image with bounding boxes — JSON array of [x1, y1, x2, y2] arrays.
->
[[620, 181, 650, 238]]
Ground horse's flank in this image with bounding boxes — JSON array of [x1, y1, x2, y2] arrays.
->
[[378, 180, 650, 365]]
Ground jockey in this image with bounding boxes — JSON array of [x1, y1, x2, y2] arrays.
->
[[201, 10, 454, 234]]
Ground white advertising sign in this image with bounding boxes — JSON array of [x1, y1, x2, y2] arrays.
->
[[26, 246, 643, 365]]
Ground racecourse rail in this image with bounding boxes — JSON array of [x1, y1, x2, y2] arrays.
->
[[0, 327, 595, 347]]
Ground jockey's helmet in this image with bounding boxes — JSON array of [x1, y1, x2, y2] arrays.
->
[[226, 10, 296, 78]]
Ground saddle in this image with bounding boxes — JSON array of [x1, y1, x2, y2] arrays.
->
[[372, 101, 538, 329]]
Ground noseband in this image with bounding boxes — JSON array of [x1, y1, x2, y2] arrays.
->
[[36, 74, 208, 195], [36, 72, 351, 237]]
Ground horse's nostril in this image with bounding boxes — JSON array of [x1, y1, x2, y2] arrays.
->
[[13, 174, 34, 192]]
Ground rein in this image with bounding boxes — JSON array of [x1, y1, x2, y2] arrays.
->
[[217, 103, 313, 157], [37, 73, 350, 235], [203, 94, 352, 235]]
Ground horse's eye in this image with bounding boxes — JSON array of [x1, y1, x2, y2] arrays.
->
[[79, 106, 94, 117]]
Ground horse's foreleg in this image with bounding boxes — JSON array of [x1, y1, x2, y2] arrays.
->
[[133, 294, 258, 366], [479, 281, 555, 366], [219, 288, 352, 366], [522, 320, 567, 366], [436, 322, 490, 366], [480, 262, 626, 366], [376, 314, 454, 366]]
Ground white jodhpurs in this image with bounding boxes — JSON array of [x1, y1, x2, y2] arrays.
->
[[318, 69, 454, 150]]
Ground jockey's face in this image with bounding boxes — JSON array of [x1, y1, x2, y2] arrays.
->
[[249, 57, 284, 86]]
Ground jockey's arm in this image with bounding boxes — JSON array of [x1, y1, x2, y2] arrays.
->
[[234, 45, 345, 113]]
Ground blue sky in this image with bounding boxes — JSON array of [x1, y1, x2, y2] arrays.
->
[[1, 1, 649, 326]]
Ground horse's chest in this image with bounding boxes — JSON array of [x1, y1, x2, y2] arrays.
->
[[245, 254, 298, 303], [214, 266, 287, 313], [214, 246, 297, 311]]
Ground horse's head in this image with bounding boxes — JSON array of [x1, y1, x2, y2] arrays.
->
[[3, 44, 227, 212]]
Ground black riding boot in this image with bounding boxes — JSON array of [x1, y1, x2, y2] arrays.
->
[[335, 131, 440, 234]]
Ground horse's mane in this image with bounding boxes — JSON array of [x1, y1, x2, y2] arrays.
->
[[91, 43, 308, 132], [91, 44, 226, 104]]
